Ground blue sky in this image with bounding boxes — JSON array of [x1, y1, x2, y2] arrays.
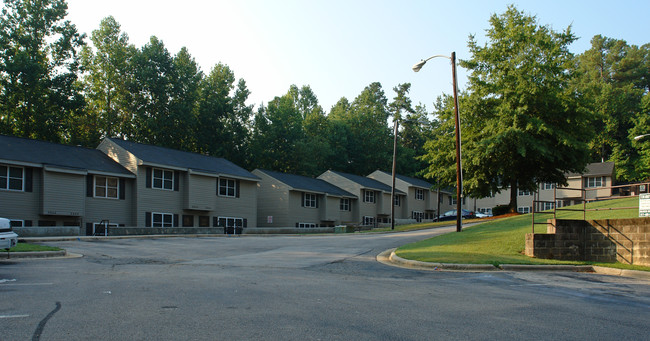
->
[[64, 0, 649, 113]]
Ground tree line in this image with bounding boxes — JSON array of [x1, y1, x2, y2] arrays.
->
[[1, 1, 648, 210]]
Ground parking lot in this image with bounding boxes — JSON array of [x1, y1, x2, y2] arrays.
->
[[2, 228, 649, 340]]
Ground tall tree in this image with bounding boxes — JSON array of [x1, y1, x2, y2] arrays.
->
[[334, 82, 392, 175], [424, 6, 592, 211], [574, 36, 649, 181], [0, 0, 85, 142], [80, 16, 135, 143]]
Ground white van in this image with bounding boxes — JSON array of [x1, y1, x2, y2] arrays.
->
[[0, 217, 18, 249]]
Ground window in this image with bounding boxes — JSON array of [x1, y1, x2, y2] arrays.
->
[[9, 220, 24, 228], [199, 216, 210, 227], [449, 196, 466, 205], [217, 217, 243, 228], [394, 195, 401, 206], [95, 176, 119, 199], [364, 190, 375, 203], [182, 214, 194, 227], [298, 223, 317, 228], [556, 200, 564, 208], [0, 165, 23, 191], [412, 211, 424, 222], [362, 216, 375, 226], [518, 189, 532, 196], [219, 178, 237, 197], [152, 168, 174, 190], [517, 206, 532, 214], [340, 198, 350, 211], [584, 176, 605, 188], [303, 193, 317, 208], [542, 183, 555, 190], [152, 212, 173, 227], [415, 188, 424, 200], [542, 202, 555, 211]]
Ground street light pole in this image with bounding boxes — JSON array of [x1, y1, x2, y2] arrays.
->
[[413, 52, 463, 232], [391, 119, 398, 230]]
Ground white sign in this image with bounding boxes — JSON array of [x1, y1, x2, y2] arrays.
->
[[640, 193, 650, 217], [267, 216, 273, 224]]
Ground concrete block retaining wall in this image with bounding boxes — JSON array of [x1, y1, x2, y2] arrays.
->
[[526, 217, 650, 266]]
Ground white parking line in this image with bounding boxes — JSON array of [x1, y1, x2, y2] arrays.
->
[[0, 315, 30, 319], [2, 283, 53, 286]]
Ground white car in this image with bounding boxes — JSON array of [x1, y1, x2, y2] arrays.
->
[[0, 217, 18, 249]]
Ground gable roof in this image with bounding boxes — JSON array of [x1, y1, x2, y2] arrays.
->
[[256, 169, 356, 198], [371, 170, 433, 189], [0, 134, 133, 177], [107, 138, 258, 180], [567, 162, 615, 178], [326, 170, 405, 194]]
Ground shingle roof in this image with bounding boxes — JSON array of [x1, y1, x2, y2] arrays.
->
[[372, 170, 433, 189], [0, 134, 133, 176], [567, 162, 615, 178], [108, 138, 259, 180], [327, 170, 405, 194], [257, 169, 356, 198]]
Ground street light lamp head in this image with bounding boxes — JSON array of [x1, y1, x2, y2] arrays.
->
[[412, 60, 426, 72], [633, 134, 650, 141]]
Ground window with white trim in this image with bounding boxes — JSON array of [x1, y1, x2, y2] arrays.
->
[[303, 193, 317, 208], [95, 176, 119, 199], [362, 216, 375, 226], [412, 211, 424, 221], [363, 190, 375, 203], [517, 206, 532, 214], [217, 217, 243, 228], [340, 198, 350, 211], [542, 202, 555, 211], [298, 223, 317, 228], [415, 188, 424, 200], [449, 196, 466, 205], [152, 168, 174, 190], [152, 212, 174, 227], [394, 195, 401, 206], [518, 189, 532, 196], [0, 165, 23, 191], [219, 178, 237, 197], [542, 183, 555, 190], [584, 176, 605, 188]]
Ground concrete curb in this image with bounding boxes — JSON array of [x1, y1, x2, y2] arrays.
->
[[499, 264, 593, 272], [381, 249, 650, 280], [0, 250, 67, 259], [387, 249, 499, 271], [592, 266, 650, 280]]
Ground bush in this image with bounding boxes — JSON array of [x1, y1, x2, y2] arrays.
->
[[492, 205, 511, 216]]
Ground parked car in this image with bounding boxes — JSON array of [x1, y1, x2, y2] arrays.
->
[[0, 217, 18, 249], [435, 209, 476, 221], [475, 211, 493, 218]]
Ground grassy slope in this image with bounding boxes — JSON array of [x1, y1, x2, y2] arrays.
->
[[395, 197, 649, 271], [7, 243, 61, 252]]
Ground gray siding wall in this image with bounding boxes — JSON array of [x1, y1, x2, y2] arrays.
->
[[85, 178, 135, 226], [186, 174, 214, 211], [41, 171, 85, 216], [135, 166, 184, 226], [0, 166, 40, 224], [215, 179, 257, 227], [318, 171, 364, 224], [288, 191, 320, 226], [254, 170, 290, 227]]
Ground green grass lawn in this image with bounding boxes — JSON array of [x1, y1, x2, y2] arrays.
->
[[6, 243, 62, 252], [395, 197, 650, 271]]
